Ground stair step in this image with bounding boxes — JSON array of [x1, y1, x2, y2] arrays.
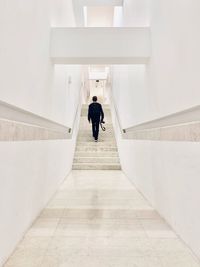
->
[[77, 137, 115, 141], [72, 163, 121, 170], [75, 146, 118, 152], [76, 141, 116, 146], [77, 138, 115, 142], [79, 123, 113, 128], [61, 208, 158, 219], [78, 132, 114, 135], [74, 152, 119, 157], [73, 157, 120, 164], [79, 127, 114, 131], [78, 134, 114, 139]]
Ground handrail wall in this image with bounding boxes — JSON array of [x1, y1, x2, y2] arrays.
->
[[0, 90, 82, 141], [0, 100, 71, 133], [110, 91, 200, 142], [124, 105, 200, 133]]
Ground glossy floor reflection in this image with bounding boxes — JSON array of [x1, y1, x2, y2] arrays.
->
[[4, 170, 200, 267]]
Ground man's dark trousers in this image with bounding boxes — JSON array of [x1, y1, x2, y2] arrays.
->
[[92, 120, 100, 140]]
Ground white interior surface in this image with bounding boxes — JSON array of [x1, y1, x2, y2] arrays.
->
[[0, 1, 81, 265], [1, 0, 200, 264], [111, 0, 200, 259], [52, 65, 82, 126]]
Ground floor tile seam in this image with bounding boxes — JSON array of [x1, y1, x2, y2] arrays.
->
[[38, 212, 65, 266], [57, 221, 143, 226], [56, 188, 138, 192], [42, 249, 165, 259], [52, 197, 148, 201]]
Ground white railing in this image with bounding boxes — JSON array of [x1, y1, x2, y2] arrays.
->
[[124, 105, 200, 133], [110, 92, 200, 142], [0, 100, 71, 134], [0, 89, 82, 141], [68, 93, 82, 135], [109, 92, 126, 135]]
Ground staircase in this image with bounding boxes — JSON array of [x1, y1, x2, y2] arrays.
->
[[4, 105, 200, 267], [72, 104, 121, 170]]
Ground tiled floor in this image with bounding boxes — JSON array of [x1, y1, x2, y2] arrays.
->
[[4, 170, 200, 267]]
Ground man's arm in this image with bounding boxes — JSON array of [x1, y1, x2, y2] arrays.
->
[[100, 104, 104, 122], [88, 105, 91, 122]]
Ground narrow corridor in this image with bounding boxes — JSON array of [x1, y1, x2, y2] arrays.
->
[[4, 106, 200, 267]]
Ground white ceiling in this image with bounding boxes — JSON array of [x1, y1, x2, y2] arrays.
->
[[73, 0, 123, 26], [86, 6, 114, 27]]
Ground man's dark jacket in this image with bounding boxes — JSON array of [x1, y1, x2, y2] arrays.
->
[[88, 102, 104, 123]]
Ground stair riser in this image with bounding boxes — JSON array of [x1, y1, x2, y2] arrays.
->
[[72, 164, 121, 170], [79, 126, 113, 131], [74, 152, 118, 157], [80, 121, 113, 125], [74, 158, 120, 163], [78, 131, 114, 136], [78, 135, 114, 137], [78, 133, 114, 137], [77, 138, 115, 142], [75, 147, 118, 152], [76, 142, 116, 147]]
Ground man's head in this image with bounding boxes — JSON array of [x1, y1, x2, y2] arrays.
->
[[92, 96, 97, 102]]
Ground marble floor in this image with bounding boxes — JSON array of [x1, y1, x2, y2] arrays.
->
[[4, 170, 200, 267]]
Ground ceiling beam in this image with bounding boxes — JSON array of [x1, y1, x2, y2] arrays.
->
[[50, 27, 151, 64]]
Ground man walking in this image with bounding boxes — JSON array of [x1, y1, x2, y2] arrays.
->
[[88, 96, 104, 142]]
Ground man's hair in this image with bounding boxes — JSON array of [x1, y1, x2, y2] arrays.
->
[[92, 96, 97, 102]]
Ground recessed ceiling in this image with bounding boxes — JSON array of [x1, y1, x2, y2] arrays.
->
[[73, 0, 123, 26], [86, 6, 114, 27]]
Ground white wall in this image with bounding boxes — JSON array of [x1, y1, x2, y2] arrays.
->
[[113, 7, 123, 27], [112, 65, 157, 128], [111, 0, 200, 259], [0, 0, 78, 121], [0, 0, 82, 265], [123, 0, 150, 27], [51, 0, 76, 27], [148, 0, 200, 117], [51, 65, 82, 125], [0, 138, 76, 265], [118, 0, 200, 121]]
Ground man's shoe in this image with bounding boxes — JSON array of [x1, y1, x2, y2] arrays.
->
[[94, 139, 98, 142]]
